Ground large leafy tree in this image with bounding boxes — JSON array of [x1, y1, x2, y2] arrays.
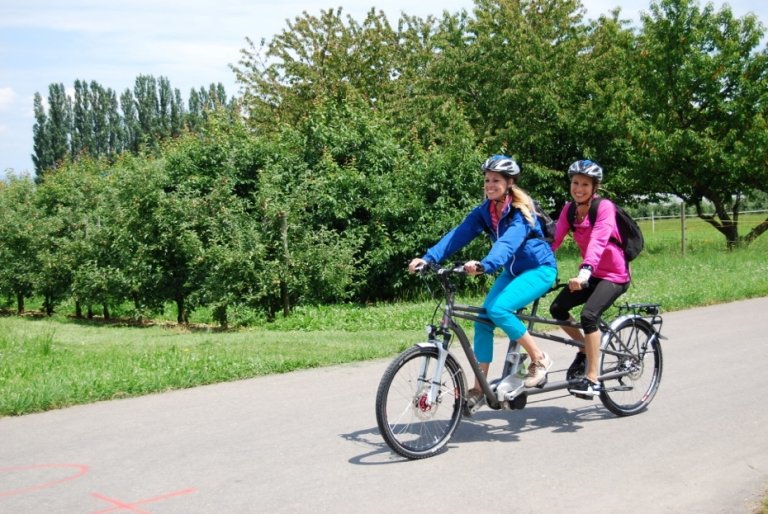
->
[[633, 0, 768, 247], [234, 7, 401, 128], [438, 1, 587, 161], [412, 0, 596, 211], [34, 157, 124, 317], [565, 10, 649, 205], [161, 113, 269, 324]]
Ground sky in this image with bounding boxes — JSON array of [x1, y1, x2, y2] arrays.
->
[[1, 0, 766, 178]]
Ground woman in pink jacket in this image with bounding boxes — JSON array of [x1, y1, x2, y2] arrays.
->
[[549, 160, 630, 398]]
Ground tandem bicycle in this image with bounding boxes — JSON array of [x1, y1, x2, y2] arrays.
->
[[375, 262, 665, 460]]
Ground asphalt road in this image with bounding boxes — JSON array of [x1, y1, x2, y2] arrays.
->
[[1, 296, 767, 514]]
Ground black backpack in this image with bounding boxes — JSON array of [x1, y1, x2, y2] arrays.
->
[[531, 200, 556, 243], [567, 198, 644, 261]]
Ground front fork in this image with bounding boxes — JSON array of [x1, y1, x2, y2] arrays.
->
[[417, 325, 451, 406]]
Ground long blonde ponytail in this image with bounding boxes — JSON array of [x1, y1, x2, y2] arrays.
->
[[508, 184, 536, 228]]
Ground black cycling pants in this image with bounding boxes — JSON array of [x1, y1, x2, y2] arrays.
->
[[549, 277, 629, 334]]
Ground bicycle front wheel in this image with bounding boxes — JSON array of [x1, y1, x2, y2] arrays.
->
[[375, 345, 465, 459], [599, 316, 663, 416]]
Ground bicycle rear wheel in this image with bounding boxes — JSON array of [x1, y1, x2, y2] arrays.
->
[[375, 345, 465, 459], [599, 316, 663, 416]]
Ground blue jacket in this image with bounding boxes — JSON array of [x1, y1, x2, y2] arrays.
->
[[423, 200, 557, 276]]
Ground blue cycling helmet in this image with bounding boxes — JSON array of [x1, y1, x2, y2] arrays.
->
[[567, 160, 603, 182], [481, 155, 521, 178]]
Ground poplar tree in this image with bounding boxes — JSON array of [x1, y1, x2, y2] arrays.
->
[[71, 79, 93, 158], [32, 93, 52, 176], [46, 83, 72, 171], [120, 88, 140, 153]]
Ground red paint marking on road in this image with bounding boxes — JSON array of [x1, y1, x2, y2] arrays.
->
[[89, 488, 198, 514], [0, 463, 89, 498], [90, 492, 153, 514]]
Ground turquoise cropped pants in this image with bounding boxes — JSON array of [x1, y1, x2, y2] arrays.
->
[[473, 266, 557, 363]]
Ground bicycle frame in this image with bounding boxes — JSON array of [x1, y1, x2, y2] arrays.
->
[[431, 265, 664, 410]]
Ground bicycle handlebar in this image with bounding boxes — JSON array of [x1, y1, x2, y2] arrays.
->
[[417, 264, 588, 290], [415, 261, 468, 276]]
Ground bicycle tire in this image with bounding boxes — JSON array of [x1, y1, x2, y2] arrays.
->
[[599, 316, 663, 416], [375, 345, 466, 459]]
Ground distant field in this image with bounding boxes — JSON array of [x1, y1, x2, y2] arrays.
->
[[637, 211, 768, 252]]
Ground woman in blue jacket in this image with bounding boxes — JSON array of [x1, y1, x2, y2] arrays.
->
[[409, 155, 558, 410]]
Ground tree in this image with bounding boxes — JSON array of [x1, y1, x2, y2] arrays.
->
[[439, 1, 586, 160], [71, 79, 93, 158], [0, 175, 41, 313], [559, 10, 652, 206], [32, 93, 52, 174], [232, 6, 490, 301], [133, 75, 160, 150], [32, 83, 73, 180], [120, 88, 140, 153], [233, 7, 408, 130], [34, 158, 113, 317], [90, 81, 121, 158], [633, 0, 768, 247], [160, 112, 270, 324]]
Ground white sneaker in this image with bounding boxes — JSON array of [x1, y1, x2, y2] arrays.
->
[[524, 352, 553, 388]]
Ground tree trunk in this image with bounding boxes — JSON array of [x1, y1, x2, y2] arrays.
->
[[214, 305, 228, 329], [44, 295, 54, 316], [176, 296, 188, 324], [279, 211, 290, 317], [16, 293, 25, 314]]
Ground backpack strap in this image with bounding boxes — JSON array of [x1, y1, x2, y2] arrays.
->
[[567, 201, 577, 230], [587, 197, 602, 226], [591, 198, 623, 248], [567, 197, 603, 230]]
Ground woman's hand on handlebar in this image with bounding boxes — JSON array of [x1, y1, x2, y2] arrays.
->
[[408, 258, 427, 273], [568, 266, 591, 291], [464, 260, 484, 276]]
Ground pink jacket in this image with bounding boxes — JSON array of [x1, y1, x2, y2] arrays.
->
[[551, 198, 630, 284]]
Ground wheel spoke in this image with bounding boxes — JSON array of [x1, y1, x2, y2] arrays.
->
[[376, 346, 464, 459], [599, 318, 663, 416]]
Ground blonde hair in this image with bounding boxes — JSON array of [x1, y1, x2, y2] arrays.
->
[[507, 182, 536, 228]]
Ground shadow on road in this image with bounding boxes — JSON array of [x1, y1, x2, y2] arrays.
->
[[340, 400, 614, 465]]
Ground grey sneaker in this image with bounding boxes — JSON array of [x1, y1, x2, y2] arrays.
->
[[524, 352, 553, 388]]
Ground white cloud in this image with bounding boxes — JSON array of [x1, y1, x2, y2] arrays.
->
[[0, 87, 17, 111]]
